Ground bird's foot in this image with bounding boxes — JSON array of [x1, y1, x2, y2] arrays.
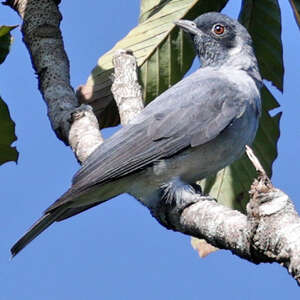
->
[[151, 179, 215, 230]]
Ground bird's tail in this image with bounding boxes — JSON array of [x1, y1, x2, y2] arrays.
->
[[10, 205, 68, 258]]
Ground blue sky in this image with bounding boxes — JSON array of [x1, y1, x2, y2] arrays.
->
[[0, 1, 299, 299]]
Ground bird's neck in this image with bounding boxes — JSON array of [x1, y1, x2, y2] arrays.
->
[[200, 44, 263, 90], [224, 45, 262, 89]]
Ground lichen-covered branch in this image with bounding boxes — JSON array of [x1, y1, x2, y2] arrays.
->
[[175, 150, 300, 285], [111, 49, 144, 125], [4, 0, 103, 163], [247, 185, 300, 283]]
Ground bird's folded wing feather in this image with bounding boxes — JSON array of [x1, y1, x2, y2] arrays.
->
[[46, 72, 246, 213]]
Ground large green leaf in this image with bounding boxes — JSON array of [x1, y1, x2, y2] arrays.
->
[[0, 25, 17, 64], [289, 0, 300, 29], [78, 0, 228, 128], [199, 86, 281, 212], [238, 0, 284, 91], [0, 97, 18, 165]]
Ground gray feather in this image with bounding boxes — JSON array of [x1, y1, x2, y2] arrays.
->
[[11, 205, 68, 257]]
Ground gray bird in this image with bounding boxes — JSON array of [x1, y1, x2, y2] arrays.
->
[[11, 12, 262, 256]]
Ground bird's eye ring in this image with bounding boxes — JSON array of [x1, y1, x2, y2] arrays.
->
[[213, 24, 225, 35]]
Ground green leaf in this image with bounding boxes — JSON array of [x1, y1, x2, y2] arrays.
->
[[289, 0, 300, 29], [0, 25, 17, 64], [78, 0, 228, 128], [0, 97, 18, 165], [199, 86, 281, 212], [0, 25, 18, 165], [238, 0, 284, 91]]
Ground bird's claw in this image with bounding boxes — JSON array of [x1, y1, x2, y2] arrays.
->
[[151, 181, 215, 230]]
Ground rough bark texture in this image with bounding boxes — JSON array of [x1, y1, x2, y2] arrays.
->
[[111, 49, 144, 125], [5, 0, 103, 163], [68, 105, 103, 163], [177, 185, 300, 285], [173, 148, 300, 285]]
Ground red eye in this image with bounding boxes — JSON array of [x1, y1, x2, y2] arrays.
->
[[213, 24, 225, 35]]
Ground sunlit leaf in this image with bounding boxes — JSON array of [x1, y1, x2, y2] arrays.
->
[[78, 0, 228, 128]]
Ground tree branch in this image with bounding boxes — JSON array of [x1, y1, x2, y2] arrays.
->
[[4, 0, 103, 163], [174, 151, 300, 285], [111, 49, 144, 125]]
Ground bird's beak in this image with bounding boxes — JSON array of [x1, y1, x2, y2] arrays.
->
[[174, 19, 201, 35]]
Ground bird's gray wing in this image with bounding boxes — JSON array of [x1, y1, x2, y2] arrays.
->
[[47, 72, 247, 213]]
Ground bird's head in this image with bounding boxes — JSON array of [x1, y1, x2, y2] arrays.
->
[[175, 12, 256, 69]]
